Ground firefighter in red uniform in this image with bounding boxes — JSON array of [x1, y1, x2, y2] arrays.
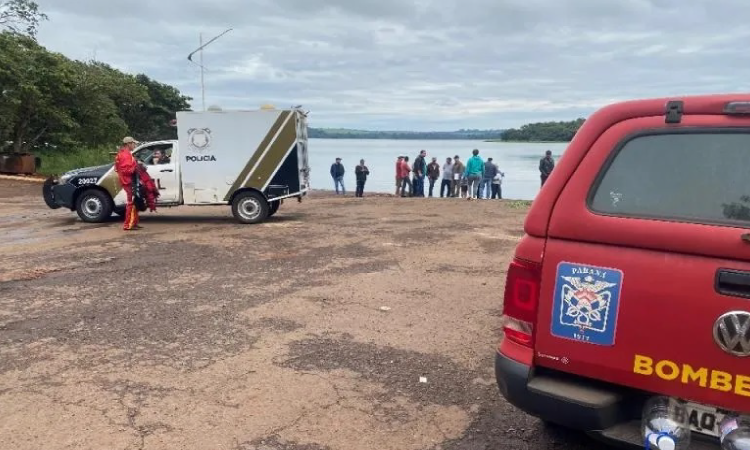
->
[[114, 136, 141, 230]]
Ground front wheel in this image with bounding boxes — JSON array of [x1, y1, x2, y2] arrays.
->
[[231, 191, 269, 224], [76, 189, 114, 223]]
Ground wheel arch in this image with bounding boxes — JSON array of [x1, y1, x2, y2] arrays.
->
[[73, 185, 114, 211], [228, 187, 268, 205]]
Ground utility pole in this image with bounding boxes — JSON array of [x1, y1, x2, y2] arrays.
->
[[199, 33, 205, 111], [188, 28, 233, 111]]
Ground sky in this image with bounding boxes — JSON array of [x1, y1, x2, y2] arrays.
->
[[31, 0, 750, 131]]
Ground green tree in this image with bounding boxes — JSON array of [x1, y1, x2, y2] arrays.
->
[[0, 0, 47, 38], [64, 60, 149, 147], [0, 32, 76, 153], [722, 195, 750, 222], [124, 74, 192, 141], [0, 31, 193, 155], [501, 118, 586, 142]]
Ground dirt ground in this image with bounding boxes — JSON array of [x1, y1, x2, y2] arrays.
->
[[0, 179, 598, 450]]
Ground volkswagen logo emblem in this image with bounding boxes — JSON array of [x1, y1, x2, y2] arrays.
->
[[713, 311, 750, 357]]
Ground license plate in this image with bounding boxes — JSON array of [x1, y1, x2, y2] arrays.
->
[[685, 402, 724, 438]]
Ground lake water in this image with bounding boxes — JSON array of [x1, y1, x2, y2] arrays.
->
[[308, 139, 569, 200]]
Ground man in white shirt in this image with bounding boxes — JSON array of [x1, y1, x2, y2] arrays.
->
[[491, 162, 505, 199], [440, 157, 454, 198]]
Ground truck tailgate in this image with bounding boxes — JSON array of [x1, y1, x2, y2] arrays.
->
[[534, 240, 750, 415]]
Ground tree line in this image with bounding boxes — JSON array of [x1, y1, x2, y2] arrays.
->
[[0, 0, 192, 154], [310, 120, 585, 142], [499, 118, 586, 142], [309, 128, 507, 140]]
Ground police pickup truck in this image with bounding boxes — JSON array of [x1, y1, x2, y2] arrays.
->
[[43, 107, 311, 224]]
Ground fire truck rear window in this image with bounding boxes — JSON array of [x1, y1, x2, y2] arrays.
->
[[590, 131, 750, 227]]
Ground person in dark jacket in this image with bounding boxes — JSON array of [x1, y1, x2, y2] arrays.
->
[[491, 166, 505, 199], [355, 159, 370, 197], [480, 157, 498, 199], [426, 157, 440, 197], [412, 150, 428, 197], [539, 150, 555, 187], [330, 157, 346, 195]]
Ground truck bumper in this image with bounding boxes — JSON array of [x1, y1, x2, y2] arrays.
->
[[43, 178, 76, 210], [494, 351, 721, 449], [495, 351, 632, 430]]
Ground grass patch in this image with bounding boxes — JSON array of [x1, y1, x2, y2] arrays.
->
[[35, 146, 115, 176], [506, 200, 533, 209]]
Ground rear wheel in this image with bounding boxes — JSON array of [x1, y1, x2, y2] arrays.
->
[[269, 200, 280, 217], [231, 191, 269, 224], [76, 189, 114, 223]]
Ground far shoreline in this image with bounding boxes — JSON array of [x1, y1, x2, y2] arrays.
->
[[308, 137, 570, 143]]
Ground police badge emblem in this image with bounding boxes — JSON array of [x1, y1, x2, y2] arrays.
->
[[187, 128, 212, 153], [550, 262, 624, 346]]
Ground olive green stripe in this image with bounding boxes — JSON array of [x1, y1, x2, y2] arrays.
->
[[245, 115, 297, 189], [223, 110, 291, 201]]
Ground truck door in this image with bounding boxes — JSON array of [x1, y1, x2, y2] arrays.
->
[[533, 113, 750, 435], [134, 143, 180, 203], [296, 111, 310, 190]]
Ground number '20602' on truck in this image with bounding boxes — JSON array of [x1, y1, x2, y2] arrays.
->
[[495, 94, 750, 449]]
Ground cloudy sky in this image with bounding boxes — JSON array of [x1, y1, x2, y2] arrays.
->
[[32, 0, 750, 130]]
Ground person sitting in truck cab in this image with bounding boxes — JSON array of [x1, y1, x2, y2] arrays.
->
[[151, 149, 171, 165], [161, 148, 172, 163]]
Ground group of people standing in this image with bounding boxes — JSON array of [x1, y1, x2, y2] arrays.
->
[[329, 148, 556, 199], [395, 148, 504, 200]]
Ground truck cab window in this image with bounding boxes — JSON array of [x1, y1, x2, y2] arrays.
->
[[133, 147, 155, 164], [134, 145, 173, 165]]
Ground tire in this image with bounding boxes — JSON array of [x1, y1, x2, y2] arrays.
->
[[231, 191, 269, 224], [269, 200, 280, 217], [76, 189, 114, 223], [113, 206, 126, 217]]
